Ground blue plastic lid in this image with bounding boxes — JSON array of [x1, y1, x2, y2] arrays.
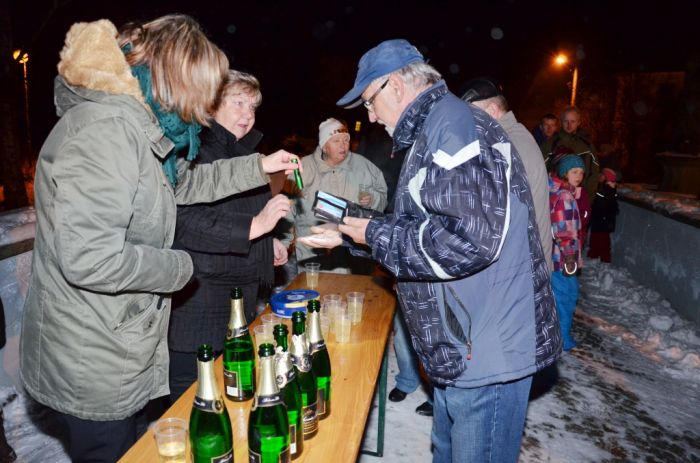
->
[[270, 289, 320, 318]]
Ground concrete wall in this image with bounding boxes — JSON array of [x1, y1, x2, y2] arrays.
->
[[612, 199, 700, 327], [0, 207, 35, 388]]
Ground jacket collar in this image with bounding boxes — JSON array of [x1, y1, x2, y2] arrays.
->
[[392, 80, 448, 151]]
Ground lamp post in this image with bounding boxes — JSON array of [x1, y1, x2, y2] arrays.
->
[[554, 53, 578, 107], [12, 49, 31, 151]]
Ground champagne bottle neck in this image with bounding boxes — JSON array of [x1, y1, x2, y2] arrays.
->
[[227, 298, 247, 332], [257, 355, 280, 397], [307, 310, 323, 343], [196, 358, 221, 402]]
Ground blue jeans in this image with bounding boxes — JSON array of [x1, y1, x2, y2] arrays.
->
[[393, 312, 420, 393], [432, 375, 533, 463], [551, 271, 579, 351]]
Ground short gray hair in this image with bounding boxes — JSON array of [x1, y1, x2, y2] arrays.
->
[[221, 70, 262, 107], [372, 61, 442, 92]]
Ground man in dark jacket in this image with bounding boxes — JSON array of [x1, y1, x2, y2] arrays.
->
[[301, 39, 561, 462]]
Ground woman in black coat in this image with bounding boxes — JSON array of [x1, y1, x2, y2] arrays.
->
[[168, 71, 291, 401]]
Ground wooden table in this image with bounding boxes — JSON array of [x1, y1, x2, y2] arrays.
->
[[119, 272, 396, 463]]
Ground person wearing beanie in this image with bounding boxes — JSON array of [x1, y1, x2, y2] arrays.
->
[[280, 117, 387, 274], [549, 167, 583, 352], [557, 153, 592, 248], [588, 168, 619, 262]]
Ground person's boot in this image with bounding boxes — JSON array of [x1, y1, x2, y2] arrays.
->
[[415, 401, 433, 416], [388, 388, 408, 402]]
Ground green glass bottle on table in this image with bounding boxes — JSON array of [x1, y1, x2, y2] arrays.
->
[[306, 299, 331, 419], [223, 287, 255, 401], [290, 311, 319, 439], [248, 343, 291, 463], [273, 324, 304, 458], [189, 344, 234, 463]]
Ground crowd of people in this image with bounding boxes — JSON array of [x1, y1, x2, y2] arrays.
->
[[19, 13, 620, 463]]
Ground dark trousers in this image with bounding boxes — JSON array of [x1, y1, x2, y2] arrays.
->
[[169, 350, 199, 404], [57, 411, 138, 463], [588, 231, 612, 263]]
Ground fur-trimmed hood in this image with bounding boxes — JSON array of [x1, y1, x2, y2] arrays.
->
[[54, 19, 145, 117]]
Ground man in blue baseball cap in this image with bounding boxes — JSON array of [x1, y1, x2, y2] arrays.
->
[[304, 39, 561, 462]]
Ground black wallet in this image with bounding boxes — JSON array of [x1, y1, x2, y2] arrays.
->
[[312, 190, 384, 224]]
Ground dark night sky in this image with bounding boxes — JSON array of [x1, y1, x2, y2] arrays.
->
[[8, 0, 699, 151]]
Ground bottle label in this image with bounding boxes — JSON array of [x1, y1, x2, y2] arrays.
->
[[309, 340, 326, 354], [210, 449, 234, 463], [249, 447, 290, 463], [193, 396, 225, 415], [292, 353, 312, 373], [302, 402, 318, 436], [223, 369, 241, 398], [317, 388, 326, 416], [289, 423, 297, 455], [256, 393, 283, 408], [226, 325, 249, 340]]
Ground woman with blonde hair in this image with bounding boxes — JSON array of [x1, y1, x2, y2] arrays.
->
[[19, 14, 299, 462]]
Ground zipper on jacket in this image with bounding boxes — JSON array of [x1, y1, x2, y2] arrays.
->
[[443, 285, 473, 361]]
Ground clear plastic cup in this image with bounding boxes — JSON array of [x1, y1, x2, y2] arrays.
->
[[322, 293, 342, 313], [152, 417, 188, 463], [261, 313, 282, 329], [304, 262, 320, 289], [335, 311, 352, 343], [346, 291, 365, 325], [253, 324, 274, 354], [320, 315, 331, 340]]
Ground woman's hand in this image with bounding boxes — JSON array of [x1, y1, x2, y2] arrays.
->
[[249, 194, 292, 240], [272, 238, 288, 266], [261, 150, 303, 175]]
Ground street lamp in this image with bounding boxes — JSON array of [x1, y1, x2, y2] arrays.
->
[[13, 49, 31, 151], [553, 53, 578, 107]]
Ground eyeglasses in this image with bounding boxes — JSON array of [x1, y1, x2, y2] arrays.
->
[[362, 79, 390, 111]]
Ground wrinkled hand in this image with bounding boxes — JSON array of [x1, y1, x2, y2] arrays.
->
[[297, 223, 342, 249], [563, 254, 577, 276], [261, 150, 303, 175], [249, 194, 292, 240], [272, 238, 288, 266], [338, 217, 370, 245], [358, 191, 373, 207]]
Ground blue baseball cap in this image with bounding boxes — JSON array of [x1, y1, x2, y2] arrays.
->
[[336, 39, 424, 108]]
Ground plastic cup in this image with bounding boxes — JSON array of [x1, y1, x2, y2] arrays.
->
[[322, 293, 341, 312], [320, 315, 331, 340], [305, 262, 320, 289], [253, 324, 274, 353], [152, 417, 188, 463], [346, 292, 365, 325], [335, 311, 352, 344], [261, 313, 282, 329]]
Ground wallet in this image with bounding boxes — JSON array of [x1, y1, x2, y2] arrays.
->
[[312, 190, 384, 224]]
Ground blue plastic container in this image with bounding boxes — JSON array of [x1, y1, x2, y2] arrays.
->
[[270, 289, 320, 318]]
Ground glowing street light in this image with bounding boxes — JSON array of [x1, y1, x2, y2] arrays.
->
[[13, 49, 31, 151], [553, 52, 578, 107]]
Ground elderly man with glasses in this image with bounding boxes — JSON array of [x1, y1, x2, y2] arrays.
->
[[300, 39, 561, 462]]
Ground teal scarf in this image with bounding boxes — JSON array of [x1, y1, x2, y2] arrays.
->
[[129, 64, 201, 187]]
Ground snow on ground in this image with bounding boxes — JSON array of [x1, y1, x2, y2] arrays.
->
[[2, 257, 699, 462]]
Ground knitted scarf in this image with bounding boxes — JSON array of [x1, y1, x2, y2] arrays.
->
[[129, 64, 201, 187]]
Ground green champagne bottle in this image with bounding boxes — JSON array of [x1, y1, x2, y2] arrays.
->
[[223, 287, 255, 401], [290, 311, 318, 440], [273, 324, 304, 458], [306, 299, 331, 419], [248, 343, 291, 463], [189, 344, 234, 463]]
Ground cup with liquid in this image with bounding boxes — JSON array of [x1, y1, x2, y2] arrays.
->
[[346, 291, 365, 325], [153, 417, 188, 463], [304, 262, 321, 289]]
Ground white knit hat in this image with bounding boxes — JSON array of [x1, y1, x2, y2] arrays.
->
[[318, 118, 348, 149]]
